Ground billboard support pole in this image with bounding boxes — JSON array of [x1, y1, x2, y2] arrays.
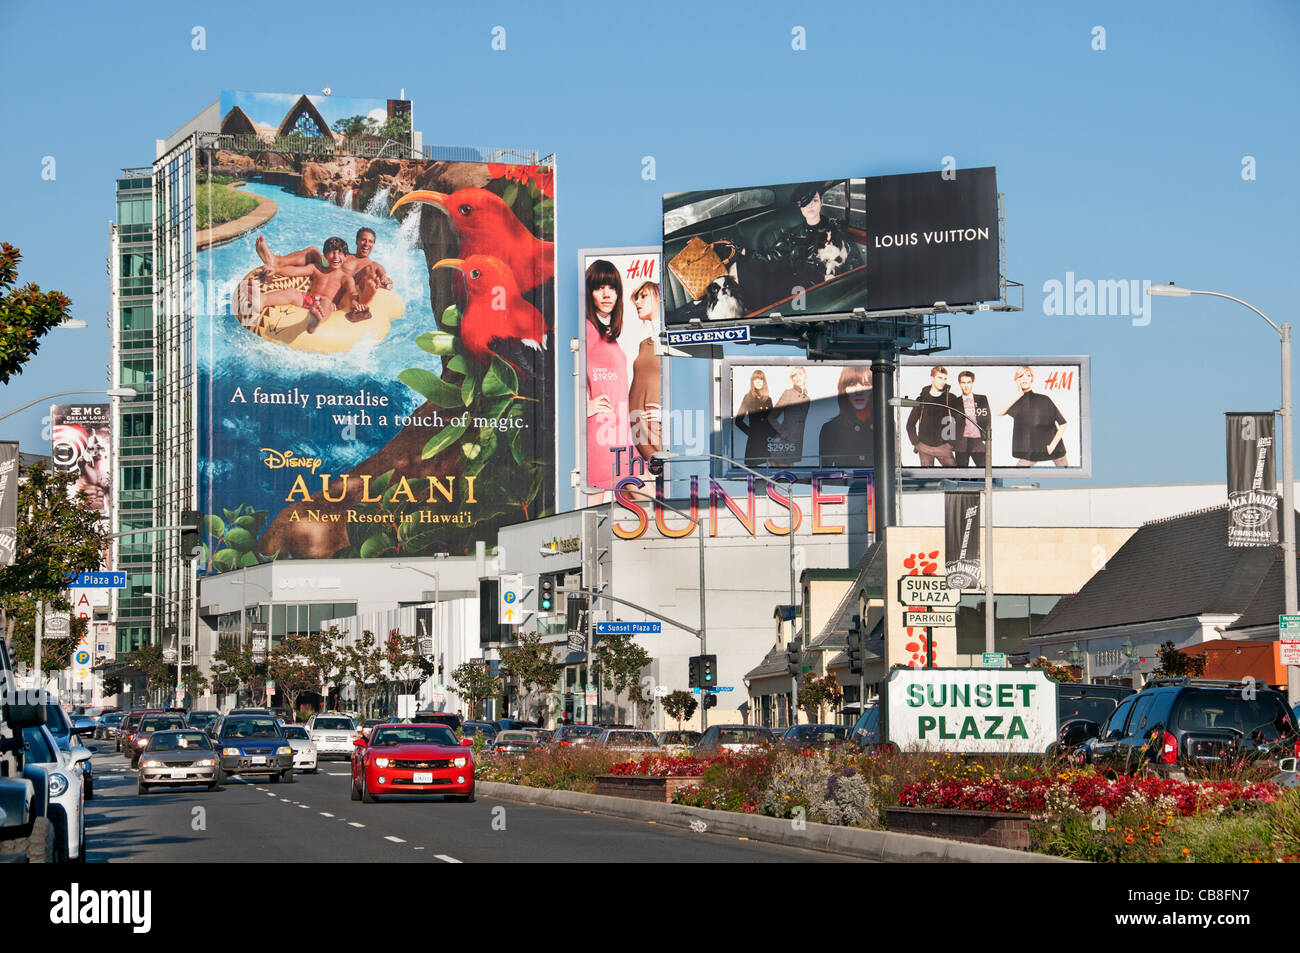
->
[[985, 423, 995, 657], [872, 357, 896, 537]]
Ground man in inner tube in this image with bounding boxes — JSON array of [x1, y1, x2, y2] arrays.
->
[[256, 226, 392, 290], [241, 237, 373, 332]]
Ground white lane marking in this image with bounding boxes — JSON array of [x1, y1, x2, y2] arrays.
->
[[413, 847, 425, 851], [327, 772, 350, 776], [320, 812, 334, 818], [435, 854, 462, 864], [385, 836, 406, 843], [349, 822, 365, 828], [265, 792, 277, 797]]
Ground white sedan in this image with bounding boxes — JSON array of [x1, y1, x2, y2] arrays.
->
[[22, 725, 86, 863], [282, 725, 318, 773], [305, 714, 357, 760]]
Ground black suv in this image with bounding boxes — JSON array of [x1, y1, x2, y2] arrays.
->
[[1076, 678, 1299, 779]]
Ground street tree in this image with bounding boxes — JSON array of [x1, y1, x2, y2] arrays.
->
[[0, 464, 110, 670], [210, 642, 255, 699], [662, 689, 698, 730], [343, 630, 387, 718], [499, 632, 562, 719], [592, 633, 653, 725], [268, 627, 342, 717], [797, 672, 842, 724], [124, 643, 172, 702], [0, 243, 74, 385], [385, 628, 436, 700], [1031, 656, 1078, 683], [450, 660, 500, 719], [1151, 641, 1208, 678]]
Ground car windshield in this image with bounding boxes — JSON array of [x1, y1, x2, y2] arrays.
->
[[660, 732, 699, 744], [717, 729, 764, 744], [188, 712, 217, 724], [282, 726, 309, 739], [313, 718, 354, 731], [562, 726, 601, 737], [498, 732, 534, 743], [370, 726, 457, 747], [1174, 692, 1295, 740], [149, 732, 211, 752], [43, 705, 70, 737], [795, 726, 848, 741], [22, 727, 56, 764], [102, 713, 123, 725], [223, 719, 281, 739], [1060, 698, 1118, 725], [142, 717, 186, 731], [608, 732, 657, 745]]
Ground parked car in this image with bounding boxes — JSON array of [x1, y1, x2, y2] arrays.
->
[[780, 724, 851, 749], [129, 713, 189, 768], [410, 712, 463, 734], [351, 723, 475, 803], [694, 725, 771, 755], [94, 710, 125, 741], [270, 707, 292, 724], [492, 730, 542, 755], [850, 702, 894, 751], [281, 724, 319, 773], [138, 730, 222, 794], [216, 715, 294, 783], [554, 725, 603, 748], [656, 730, 702, 755], [595, 729, 661, 754], [306, 713, 359, 760], [22, 724, 87, 862], [494, 719, 535, 732], [1076, 678, 1300, 779]]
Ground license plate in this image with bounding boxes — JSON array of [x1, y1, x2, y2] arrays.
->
[[251, 756, 267, 765], [171, 770, 187, 779], [413, 772, 434, 784]]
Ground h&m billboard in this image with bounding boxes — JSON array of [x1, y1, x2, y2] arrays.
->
[[662, 168, 1000, 326], [197, 92, 555, 573]]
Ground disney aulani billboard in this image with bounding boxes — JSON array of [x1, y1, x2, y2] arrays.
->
[[196, 92, 555, 573]]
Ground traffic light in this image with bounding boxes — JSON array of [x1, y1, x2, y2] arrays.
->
[[846, 616, 864, 675], [786, 641, 802, 677], [701, 654, 717, 686], [181, 509, 202, 561], [688, 655, 701, 689], [539, 575, 555, 612], [703, 692, 717, 709]]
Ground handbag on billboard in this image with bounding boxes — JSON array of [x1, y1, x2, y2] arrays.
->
[[668, 238, 738, 301]]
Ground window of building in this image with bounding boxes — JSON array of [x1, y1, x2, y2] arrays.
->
[[120, 251, 152, 278], [120, 357, 153, 392], [955, 594, 1062, 657], [120, 305, 153, 331], [119, 466, 152, 492], [121, 412, 153, 437], [117, 197, 153, 226]]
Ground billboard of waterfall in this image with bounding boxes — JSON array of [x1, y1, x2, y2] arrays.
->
[[195, 95, 555, 574]]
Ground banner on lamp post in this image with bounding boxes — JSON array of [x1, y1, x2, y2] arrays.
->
[[1226, 413, 1278, 547], [0, 441, 18, 567], [944, 491, 982, 589]]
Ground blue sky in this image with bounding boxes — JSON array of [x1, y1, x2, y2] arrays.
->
[[1, 0, 1297, 495]]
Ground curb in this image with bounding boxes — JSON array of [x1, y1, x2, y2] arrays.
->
[[478, 781, 1079, 863]]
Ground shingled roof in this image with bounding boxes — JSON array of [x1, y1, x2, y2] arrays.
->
[[1226, 552, 1298, 632], [1033, 505, 1286, 636]]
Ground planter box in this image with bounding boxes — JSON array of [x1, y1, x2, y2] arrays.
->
[[884, 806, 1031, 850], [593, 775, 701, 803]]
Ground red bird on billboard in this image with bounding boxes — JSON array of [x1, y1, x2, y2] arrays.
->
[[431, 254, 548, 377], [390, 187, 554, 292]]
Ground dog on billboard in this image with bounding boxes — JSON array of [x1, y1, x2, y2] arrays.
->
[[704, 275, 745, 321], [814, 228, 852, 282]]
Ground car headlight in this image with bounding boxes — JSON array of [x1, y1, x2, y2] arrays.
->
[[141, 759, 162, 768], [49, 773, 69, 797], [196, 759, 215, 767], [373, 757, 390, 768], [275, 746, 291, 756], [135, 737, 149, 746], [222, 747, 240, 756], [453, 757, 468, 768]]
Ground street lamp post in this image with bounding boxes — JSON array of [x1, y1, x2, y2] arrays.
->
[[652, 450, 801, 725], [1148, 285, 1297, 705], [391, 562, 442, 713], [0, 387, 137, 422], [890, 398, 995, 657]]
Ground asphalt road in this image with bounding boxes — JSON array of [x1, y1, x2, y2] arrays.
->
[[83, 742, 850, 863]]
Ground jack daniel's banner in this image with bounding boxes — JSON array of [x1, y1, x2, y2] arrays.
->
[[0, 441, 18, 566], [944, 490, 982, 589], [1226, 412, 1279, 547], [415, 606, 434, 657]]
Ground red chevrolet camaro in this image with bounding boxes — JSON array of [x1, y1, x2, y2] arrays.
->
[[351, 723, 476, 803]]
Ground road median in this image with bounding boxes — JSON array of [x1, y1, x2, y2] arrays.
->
[[478, 780, 1078, 863]]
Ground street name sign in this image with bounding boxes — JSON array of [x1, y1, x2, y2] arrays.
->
[[665, 326, 750, 347], [67, 571, 126, 589], [898, 576, 962, 608], [905, 610, 956, 628], [595, 621, 661, 635], [692, 686, 734, 693]]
